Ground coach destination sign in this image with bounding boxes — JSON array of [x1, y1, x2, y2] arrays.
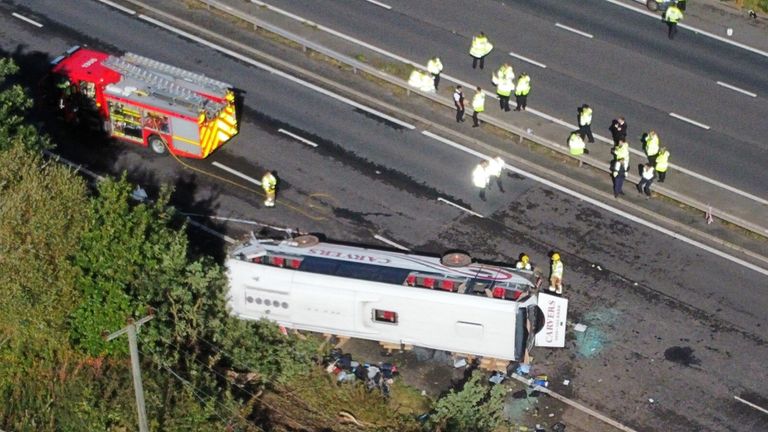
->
[[535, 293, 568, 348]]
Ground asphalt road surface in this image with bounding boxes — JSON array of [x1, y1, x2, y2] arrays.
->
[[3, 0, 767, 430]]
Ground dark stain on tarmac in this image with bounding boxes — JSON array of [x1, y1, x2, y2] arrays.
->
[[664, 346, 700, 367]]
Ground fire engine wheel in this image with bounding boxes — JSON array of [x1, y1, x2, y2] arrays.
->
[[646, 0, 659, 11], [148, 135, 167, 155]]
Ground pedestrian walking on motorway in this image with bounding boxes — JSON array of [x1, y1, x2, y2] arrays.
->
[[578, 104, 595, 143], [643, 130, 660, 165], [469, 32, 494, 69], [609, 116, 628, 146], [664, 2, 684, 39], [612, 158, 627, 198], [568, 131, 587, 156], [454, 85, 465, 122], [637, 163, 655, 198], [472, 160, 491, 201], [471, 86, 485, 127], [655, 147, 670, 182], [613, 140, 630, 173], [261, 171, 278, 207], [549, 252, 564, 295], [427, 56, 444, 90], [514, 73, 531, 111], [486, 156, 505, 192], [516, 253, 532, 271]]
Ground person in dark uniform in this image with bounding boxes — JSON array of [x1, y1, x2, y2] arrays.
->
[[453, 85, 465, 123], [609, 116, 627, 146], [612, 157, 626, 198]]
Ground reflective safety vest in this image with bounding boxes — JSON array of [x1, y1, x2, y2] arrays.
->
[[551, 260, 563, 277], [665, 6, 683, 23], [492, 65, 514, 86], [472, 164, 490, 188], [486, 156, 504, 177], [472, 92, 486, 112], [514, 75, 531, 96], [614, 142, 629, 162], [427, 58, 443, 75], [644, 133, 660, 156], [262, 173, 277, 191], [469, 35, 494, 58], [655, 150, 670, 172], [579, 107, 593, 126], [568, 133, 586, 156], [496, 78, 514, 97], [408, 70, 436, 92]]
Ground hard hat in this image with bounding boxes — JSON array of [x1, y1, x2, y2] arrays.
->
[[520, 254, 529, 263], [552, 253, 560, 261]]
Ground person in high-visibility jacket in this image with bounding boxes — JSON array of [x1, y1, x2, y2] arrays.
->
[[664, 3, 684, 39], [486, 156, 505, 191], [261, 171, 277, 207], [613, 140, 630, 173], [644, 130, 660, 165], [56, 78, 71, 110], [514, 73, 531, 111], [568, 132, 586, 156], [408, 69, 436, 92], [496, 75, 514, 112], [469, 32, 493, 70], [578, 104, 594, 143], [655, 147, 670, 183], [516, 253, 532, 271], [426, 56, 444, 90], [549, 252, 564, 295], [471, 86, 485, 127], [472, 160, 491, 201], [491, 63, 514, 86]]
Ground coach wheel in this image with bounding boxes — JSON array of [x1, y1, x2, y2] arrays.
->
[[294, 235, 320, 248], [148, 135, 167, 155], [646, 0, 659, 11], [441, 252, 472, 268]]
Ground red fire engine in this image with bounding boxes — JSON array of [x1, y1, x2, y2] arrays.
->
[[50, 46, 238, 159]]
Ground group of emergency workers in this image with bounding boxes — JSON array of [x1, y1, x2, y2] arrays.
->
[[514, 252, 565, 295]]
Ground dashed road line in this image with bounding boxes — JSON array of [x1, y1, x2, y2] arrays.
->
[[373, 234, 410, 251], [12, 12, 43, 28], [555, 22, 593, 39], [716, 81, 757, 98], [139, 14, 415, 130], [278, 128, 319, 147], [437, 197, 483, 218], [508, 51, 547, 69], [362, 0, 391, 10], [96, 0, 137, 15], [734, 395, 768, 415], [212, 161, 262, 186], [669, 112, 711, 130]]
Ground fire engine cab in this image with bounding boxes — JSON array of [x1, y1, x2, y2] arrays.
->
[[49, 46, 238, 158]]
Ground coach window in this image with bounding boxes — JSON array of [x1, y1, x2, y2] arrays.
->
[[373, 309, 398, 324]]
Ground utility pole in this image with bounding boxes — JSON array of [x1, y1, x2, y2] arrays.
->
[[104, 312, 155, 432]]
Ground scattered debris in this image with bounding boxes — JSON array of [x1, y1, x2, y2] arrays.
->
[[453, 358, 467, 368], [562, 379, 570, 386], [573, 323, 587, 332]]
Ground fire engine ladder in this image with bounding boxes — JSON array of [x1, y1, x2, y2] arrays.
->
[[122, 52, 231, 94]]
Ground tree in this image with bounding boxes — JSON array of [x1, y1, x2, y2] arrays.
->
[[429, 370, 507, 432], [0, 58, 51, 152]]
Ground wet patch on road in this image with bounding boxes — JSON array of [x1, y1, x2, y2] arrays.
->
[[352, 107, 409, 130], [664, 346, 701, 367]]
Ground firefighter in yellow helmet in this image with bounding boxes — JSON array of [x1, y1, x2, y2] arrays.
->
[[261, 171, 277, 207], [549, 252, 564, 295], [515, 253, 532, 271]]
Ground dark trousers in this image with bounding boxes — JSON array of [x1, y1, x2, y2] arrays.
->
[[647, 154, 658, 166], [657, 170, 667, 182], [515, 94, 527, 110], [432, 73, 441, 90], [579, 124, 594, 143], [472, 55, 486, 70], [456, 106, 465, 122], [612, 135, 625, 146], [638, 178, 653, 196], [613, 174, 625, 197], [667, 22, 678, 39], [472, 111, 480, 127], [498, 95, 510, 111], [479, 188, 487, 201]]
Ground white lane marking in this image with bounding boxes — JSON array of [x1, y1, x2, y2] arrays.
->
[[278, 128, 319, 147], [212, 161, 262, 186], [735, 395, 768, 415], [373, 234, 410, 251], [555, 22, 594, 39], [437, 197, 484, 218], [508, 51, 547, 69], [363, 0, 392, 10], [186, 218, 237, 243], [139, 15, 415, 130], [97, 0, 137, 15], [716, 81, 758, 98], [669, 112, 711, 130], [604, 0, 768, 60], [12, 12, 43, 28], [422, 131, 768, 277]]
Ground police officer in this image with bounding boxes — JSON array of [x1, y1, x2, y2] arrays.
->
[[568, 132, 586, 156], [469, 32, 494, 69], [664, 2, 684, 39], [578, 104, 595, 143], [549, 253, 564, 295], [643, 130, 660, 165], [514, 73, 530, 111], [655, 147, 671, 182], [427, 56, 444, 90], [454, 85, 465, 123], [612, 157, 627, 198], [613, 140, 630, 173], [262, 171, 278, 207], [637, 163, 655, 198], [471, 86, 485, 127], [609, 117, 628, 146], [472, 160, 491, 201]]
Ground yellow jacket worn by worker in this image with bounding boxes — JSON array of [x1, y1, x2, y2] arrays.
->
[[655, 148, 670, 172], [262, 171, 277, 207], [516, 254, 532, 271], [644, 131, 660, 157], [549, 253, 564, 294], [469, 33, 494, 58], [427, 57, 443, 76], [579, 106, 593, 127], [496, 78, 514, 97], [486, 156, 504, 177], [408, 70, 436, 92], [665, 5, 684, 23], [472, 91, 486, 113], [514, 74, 531, 96], [472, 162, 490, 188], [492, 64, 514, 85], [614, 140, 630, 170], [568, 132, 586, 156]]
